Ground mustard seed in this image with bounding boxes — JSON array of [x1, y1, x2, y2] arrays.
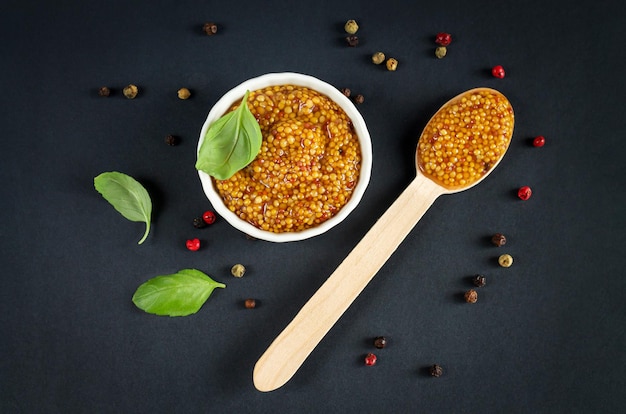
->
[[371, 51, 385, 65], [435, 46, 447, 59], [231, 264, 246, 278], [203, 22, 217, 35], [177, 88, 191, 100], [464, 289, 478, 303], [498, 254, 513, 267], [344, 19, 359, 34], [385, 58, 398, 71], [123, 84, 138, 99]]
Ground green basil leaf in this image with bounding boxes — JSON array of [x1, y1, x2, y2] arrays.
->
[[94, 171, 152, 244], [132, 269, 226, 317], [195, 90, 262, 180]]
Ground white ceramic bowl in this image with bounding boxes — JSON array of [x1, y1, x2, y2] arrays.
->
[[197, 72, 372, 242]]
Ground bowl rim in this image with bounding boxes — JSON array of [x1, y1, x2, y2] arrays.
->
[[197, 72, 372, 242]]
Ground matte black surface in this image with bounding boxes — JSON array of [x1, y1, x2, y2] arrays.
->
[[2, 1, 625, 413]]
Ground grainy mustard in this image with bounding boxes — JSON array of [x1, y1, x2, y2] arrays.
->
[[214, 85, 361, 233]]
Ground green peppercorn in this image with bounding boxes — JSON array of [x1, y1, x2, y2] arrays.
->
[[344, 19, 359, 34], [371, 51, 385, 65], [123, 84, 138, 99], [231, 264, 246, 278], [435, 46, 447, 59]]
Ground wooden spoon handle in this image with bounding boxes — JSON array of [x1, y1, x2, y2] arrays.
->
[[253, 174, 444, 392]]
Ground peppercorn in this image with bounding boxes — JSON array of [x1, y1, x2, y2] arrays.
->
[[517, 186, 532, 200], [123, 84, 138, 99], [429, 364, 443, 377], [344, 19, 359, 34], [354, 94, 364, 104], [533, 135, 546, 147], [98, 86, 111, 97], [491, 65, 506, 79], [177, 88, 191, 100], [371, 51, 385, 65], [203, 22, 218, 35], [498, 254, 513, 268], [464, 289, 478, 303], [364, 353, 377, 366], [373, 336, 387, 349], [435, 46, 447, 59], [473, 274, 486, 287], [244, 298, 256, 309], [186, 238, 201, 251], [491, 233, 507, 247], [340, 87, 351, 97], [202, 211, 216, 224], [165, 134, 180, 146], [386, 58, 398, 71], [435, 32, 452, 46], [345, 35, 359, 47], [231, 264, 246, 278], [192, 217, 206, 229]]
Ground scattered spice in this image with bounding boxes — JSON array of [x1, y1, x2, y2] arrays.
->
[[345, 35, 359, 47], [340, 87, 351, 97], [98, 86, 111, 97], [464, 289, 478, 303], [491, 65, 506, 79], [373, 336, 387, 349], [517, 186, 532, 200], [491, 233, 507, 247], [533, 136, 546, 147], [429, 364, 443, 377], [498, 254, 513, 268], [186, 238, 201, 251], [473, 274, 486, 287], [177, 88, 191, 100], [202, 211, 216, 224], [435, 32, 452, 46], [123, 84, 139, 99], [364, 353, 377, 366], [354, 94, 364, 104], [386, 58, 398, 71], [435, 46, 447, 59], [231, 264, 246, 278], [165, 134, 179, 146], [203, 22, 218, 35], [192, 217, 206, 229], [344, 19, 359, 34], [244, 298, 256, 309], [371, 51, 385, 65]]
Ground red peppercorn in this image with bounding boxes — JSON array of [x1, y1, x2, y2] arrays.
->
[[491, 65, 506, 79], [517, 186, 532, 200], [186, 238, 201, 251], [364, 353, 377, 366], [533, 136, 546, 147], [202, 211, 216, 224], [435, 32, 452, 46]]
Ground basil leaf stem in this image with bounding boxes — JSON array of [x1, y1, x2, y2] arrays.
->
[[94, 171, 152, 244], [132, 269, 226, 317], [196, 90, 262, 180]]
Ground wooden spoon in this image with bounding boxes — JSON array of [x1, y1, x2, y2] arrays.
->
[[253, 88, 515, 392]]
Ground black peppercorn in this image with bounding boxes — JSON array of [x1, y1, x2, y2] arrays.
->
[[354, 94, 364, 104], [430, 364, 443, 377], [340, 87, 351, 97], [165, 134, 180, 146], [491, 233, 507, 247], [464, 289, 478, 303], [192, 217, 206, 229], [373, 336, 387, 349], [244, 298, 256, 309], [98, 86, 111, 97], [473, 274, 486, 287], [203, 22, 218, 35], [345, 35, 359, 47]]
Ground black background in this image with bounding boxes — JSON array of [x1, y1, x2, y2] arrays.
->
[[2, 1, 625, 413]]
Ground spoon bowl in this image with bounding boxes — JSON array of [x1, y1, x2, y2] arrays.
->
[[253, 87, 514, 392]]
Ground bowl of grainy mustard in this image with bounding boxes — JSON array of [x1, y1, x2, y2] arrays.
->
[[197, 72, 372, 242]]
